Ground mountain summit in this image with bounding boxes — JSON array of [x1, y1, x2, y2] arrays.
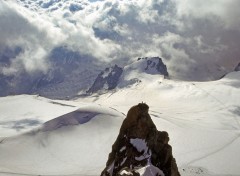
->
[[101, 103, 180, 176], [135, 57, 169, 76], [87, 57, 169, 94]]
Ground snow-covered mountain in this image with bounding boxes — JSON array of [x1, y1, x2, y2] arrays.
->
[[87, 57, 168, 94], [0, 71, 240, 176], [118, 57, 168, 88], [0, 54, 169, 98]]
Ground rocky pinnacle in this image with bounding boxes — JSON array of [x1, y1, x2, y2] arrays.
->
[[101, 103, 180, 176]]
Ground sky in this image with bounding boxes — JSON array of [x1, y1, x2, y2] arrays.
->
[[0, 0, 240, 80]]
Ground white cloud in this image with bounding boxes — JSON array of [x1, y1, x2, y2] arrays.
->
[[0, 0, 120, 75], [174, 0, 240, 29], [0, 1, 63, 74], [1, 0, 240, 80]]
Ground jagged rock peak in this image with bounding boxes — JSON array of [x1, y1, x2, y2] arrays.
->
[[101, 103, 180, 176], [234, 62, 240, 71], [137, 57, 169, 77], [87, 65, 123, 94]]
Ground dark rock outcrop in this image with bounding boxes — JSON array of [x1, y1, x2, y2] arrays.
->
[[137, 57, 169, 77], [234, 63, 240, 71], [87, 65, 123, 94], [101, 103, 180, 176]]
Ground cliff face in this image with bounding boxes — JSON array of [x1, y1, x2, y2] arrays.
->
[[137, 57, 169, 77], [101, 103, 180, 176], [87, 65, 123, 94]]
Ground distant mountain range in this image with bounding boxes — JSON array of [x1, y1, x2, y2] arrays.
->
[[0, 45, 239, 99], [0, 49, 169, 98]]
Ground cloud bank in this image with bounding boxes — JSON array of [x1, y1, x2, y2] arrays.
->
[[1, 0, 240, 80]]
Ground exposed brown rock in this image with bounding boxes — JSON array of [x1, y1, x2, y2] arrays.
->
[[101, 103, 180, 176]]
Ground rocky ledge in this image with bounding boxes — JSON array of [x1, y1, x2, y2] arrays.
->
[[101, 103, 180, 176]]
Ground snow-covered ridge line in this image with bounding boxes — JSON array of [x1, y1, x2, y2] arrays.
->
[[87, 57, 169, 94]]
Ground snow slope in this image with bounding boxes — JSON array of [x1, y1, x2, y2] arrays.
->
[[0, 103, 124, 176], [80, 71, 240, 176], [0, 95, 78, 137], [0, 72, 240, 176]]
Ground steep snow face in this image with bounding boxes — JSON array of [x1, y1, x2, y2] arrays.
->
[[118, 57, 168, 88], [124, 57, 168, 77], [41, 111, 99, 131]]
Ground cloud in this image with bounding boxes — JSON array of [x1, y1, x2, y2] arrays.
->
[[175, 0, 240, 29], [0, 0, 119, 75], [87, 0, 240, 80], [1, 0, 240, 81], [0, 1, 62, 75]]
